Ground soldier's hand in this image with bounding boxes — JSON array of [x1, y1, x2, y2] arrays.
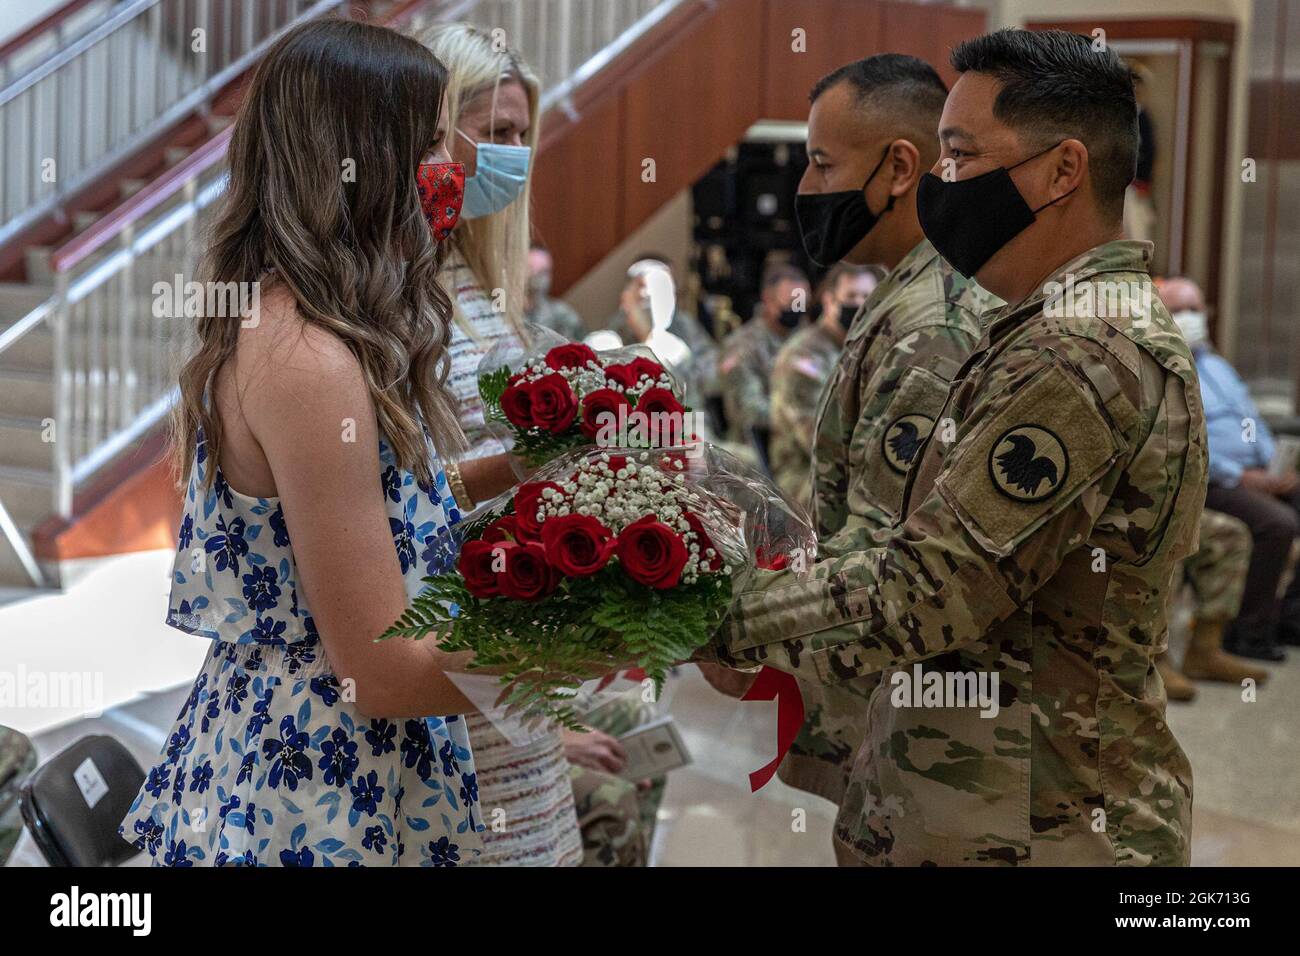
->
[[563, 727, 628, 774], [696, 661, 759, 699]]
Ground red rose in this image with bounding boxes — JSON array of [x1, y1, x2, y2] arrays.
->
[[636, 387, 688, 444], [527, 373, 579, 434], [756, 546, 788, 571], [497, 541, 559, 601], [683, 511, 722, 572], [625, 357, 666, 386], [580, 388, 631, 440], [500, 382, 534, 428], [482, 515, 520, 544], [616, 515, 688, 589], [514, 481, 564, 541], [603, 362, 640, 390], [604, 455, 629, 474], [545, 343, 598, 371], [459, 539, 502, 598], [541, 514, 615, 577]]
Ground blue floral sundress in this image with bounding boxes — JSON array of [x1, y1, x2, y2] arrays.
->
[[119, 435, 483, 867]]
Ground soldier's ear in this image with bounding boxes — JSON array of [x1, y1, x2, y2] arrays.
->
[[886, 138, 923, 196], [1049, 138, 1088, 203]]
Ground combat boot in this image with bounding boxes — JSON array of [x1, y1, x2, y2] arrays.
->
[[1155, 649, 1196, 702], [1182, 618, 1269, 684]]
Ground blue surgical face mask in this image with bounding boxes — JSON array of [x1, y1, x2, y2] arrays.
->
[[458, 128, 531, 218]]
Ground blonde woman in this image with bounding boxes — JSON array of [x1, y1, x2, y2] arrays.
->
[[417, 21, 584, 867]]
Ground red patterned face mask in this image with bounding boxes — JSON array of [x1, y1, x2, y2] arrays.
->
[[417, 161, 465, 241]]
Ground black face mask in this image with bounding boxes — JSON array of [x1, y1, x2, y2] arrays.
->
[[795, 146, 894, 268], [777, 308, 804, 330], [836, 301, 857, 331], [916, 141, 1074, 278]]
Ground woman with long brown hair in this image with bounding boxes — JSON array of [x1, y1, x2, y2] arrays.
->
[[119, 18, 514, 867]]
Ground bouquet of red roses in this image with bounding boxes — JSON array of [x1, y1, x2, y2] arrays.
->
[[477, 333, 693, 468], [382, 443, 814, 726]]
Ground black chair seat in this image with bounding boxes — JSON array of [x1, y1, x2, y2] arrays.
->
[[20, 735, 145, 867]]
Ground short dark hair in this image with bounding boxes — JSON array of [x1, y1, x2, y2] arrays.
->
[[950, 28, 1137, 219], [762, 264, 809, 291], [809, 54, 948, 162], [819, 263, 879, 300]]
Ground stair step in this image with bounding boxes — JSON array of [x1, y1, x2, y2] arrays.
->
[[0, 415, 56, 470], [0, 463, 54, 533], [25, 246, 54, 286], [0, 365, 54, 418], [0, 282, 54, 323], [0, 539, 47, 589]]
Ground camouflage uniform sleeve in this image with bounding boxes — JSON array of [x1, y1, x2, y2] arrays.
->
[[771, 352, 826, 464], [823, 318, 982, 557], [717, 343, 1140, 683], [721, 334, 771, 436]]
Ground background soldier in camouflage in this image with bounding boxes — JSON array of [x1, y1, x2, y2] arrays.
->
[[712, 30, 1206, 866], [1158, 508, 1267, 701], [769, 263, 878, 507], [566, 684, 666, 866], [525, 242, 585, 340], [719, 265, 810, 450], [773, 57, 996, 829], [0, 725, 36, 866]]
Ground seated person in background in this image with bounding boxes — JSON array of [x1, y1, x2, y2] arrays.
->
[[0, 725, 36, 865], [1159, 276, 1300, 661], [606, 253, 720, 408], [718, 264, 812, 457], [565, 682, 667, 867], [524, 242, 586, 340], [769, 263, 879, 505], [1156, 508, 1270, 702]]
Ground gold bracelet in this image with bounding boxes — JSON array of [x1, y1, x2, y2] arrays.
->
[[445, 461, 474, 510]]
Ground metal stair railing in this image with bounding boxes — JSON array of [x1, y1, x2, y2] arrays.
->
[[0, 0, 344, 249], [0, 0, 689, 588]]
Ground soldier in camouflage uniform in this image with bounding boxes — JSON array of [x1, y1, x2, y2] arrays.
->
[[1158, 508, 1267, 700], [769, 263, 879, 507], [718, 265, 810, 448], [567, 684, 666, 866], [772, 57, 996, 819], [0, 725, 36, 865], [525, 244, 585, 340], [712, 30, 1207, 866]]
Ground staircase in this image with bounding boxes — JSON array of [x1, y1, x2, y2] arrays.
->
[[0, 0, 352, 588]]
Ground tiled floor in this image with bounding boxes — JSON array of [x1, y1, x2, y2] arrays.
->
[[5, 549, 1300, 866]]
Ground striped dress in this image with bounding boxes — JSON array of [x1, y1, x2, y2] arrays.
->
[[442, 247, 583, 868]]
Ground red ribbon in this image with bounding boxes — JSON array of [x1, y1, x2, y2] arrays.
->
[[594, 667, 648, 693], [741, 666, 805, 792]]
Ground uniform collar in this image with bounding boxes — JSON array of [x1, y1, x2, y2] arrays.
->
[[981, 239, 1154, 345], [844, 238, 938, 342]]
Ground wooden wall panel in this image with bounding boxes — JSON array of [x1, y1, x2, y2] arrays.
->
[[531, 92, 625, 294], [760, 0, 883, 121], [619, 0, 767, 235], [879, 0, 985, 88]]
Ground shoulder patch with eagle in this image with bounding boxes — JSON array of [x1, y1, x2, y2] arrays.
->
[[882, 413, 935, 474], [988, 425, 1069, 502]]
